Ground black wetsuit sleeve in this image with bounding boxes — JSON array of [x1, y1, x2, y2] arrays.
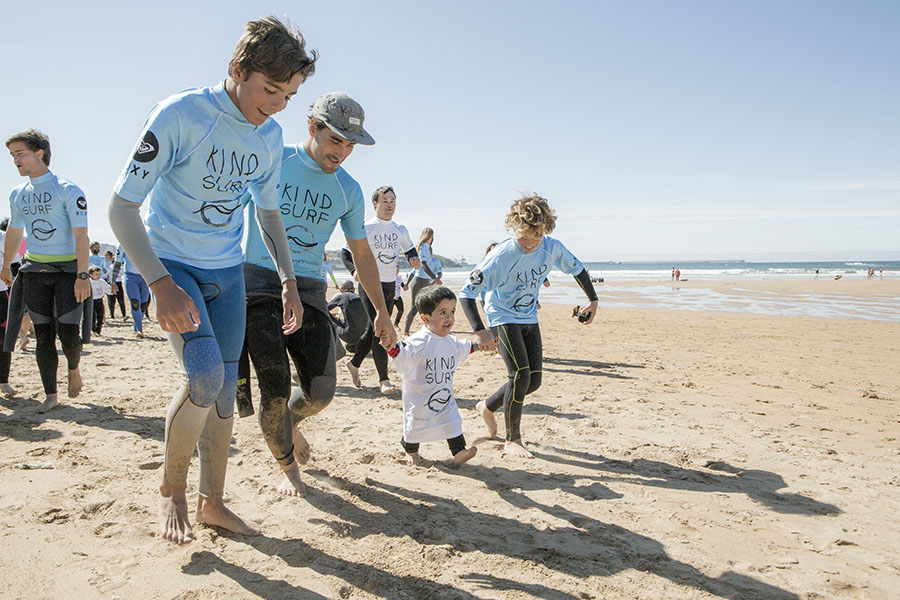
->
[[460, 297, 487, 333], [111, 261, 123, 284], [405, 270, 416, 286], [574, 268, 598, 302], [327, 294, 344, 311], [340, 248, 355, 275], [420, 261, 437, 280]]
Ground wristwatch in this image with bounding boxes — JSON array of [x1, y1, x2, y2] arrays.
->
[[77, 272, 90, 280]]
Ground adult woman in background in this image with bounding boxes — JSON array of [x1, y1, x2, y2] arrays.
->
[[402, 227, 441, 336]]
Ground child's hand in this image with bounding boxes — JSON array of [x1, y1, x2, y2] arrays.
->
[[473, 329, 496, 352]]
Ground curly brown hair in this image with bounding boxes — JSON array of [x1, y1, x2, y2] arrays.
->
[[229, 16, 318, 84], [504, 193, 557, 237]]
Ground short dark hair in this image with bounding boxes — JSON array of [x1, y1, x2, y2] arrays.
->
[[340, 280, 355, 293], [415, 285, 456, 316], [372, 185, 394, 204], [6, 129, 51, 166], [229, 16, 318, 84]]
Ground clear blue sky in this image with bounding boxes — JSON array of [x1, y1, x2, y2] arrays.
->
[[2, 0, 898, 262]]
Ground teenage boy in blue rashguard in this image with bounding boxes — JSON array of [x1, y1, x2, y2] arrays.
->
[[459, 194, 599, 459], [2, 129, 92, 413], [238, 92, 394, 497], [108, 17, 316, 544]]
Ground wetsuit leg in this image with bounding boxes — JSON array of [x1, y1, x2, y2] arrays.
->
[[23, 271, 82, 395], [484, 323, 542, 442], [447, 434, 467, 456], [404, 277, 429, 334], [349, 282, 394, 381], [286, 305, 336, 421], [124, 272, 144, 332], [244, 297, 294, 467], [159, 261, 244, 499], [80, 298, 92, 344], [115, 284, 126, 317], [0, 290, 11, 385], [401, 438, 420, 454], [393, 296, 404, 327]]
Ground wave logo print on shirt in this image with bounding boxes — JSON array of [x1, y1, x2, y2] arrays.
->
[[512, 293, 536, 313], [376, 251, 396, 264], [193, 200, 241, 227], [133, 131, 159, 163], [30, 219, 57, 242], [285, 224, 317, 253], [426, 388, 452, 413]]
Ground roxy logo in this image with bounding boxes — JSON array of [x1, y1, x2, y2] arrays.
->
[[134, 131, 159, 163]]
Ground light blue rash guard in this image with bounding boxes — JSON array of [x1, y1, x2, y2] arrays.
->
[[9, 171, 87, 260], [113, 81, 283, 269], [458, 236, 583, 327], [244, 144, 366, 280], [411, 242, 434, 279], [429, 256, 442, 279]]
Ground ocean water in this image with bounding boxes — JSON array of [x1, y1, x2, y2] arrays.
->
[[333, 261, 900, 322]]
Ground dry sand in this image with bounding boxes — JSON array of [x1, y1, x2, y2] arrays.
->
[[1, 281, 898, 599]]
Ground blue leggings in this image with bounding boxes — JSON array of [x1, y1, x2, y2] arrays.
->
[[124, 271, 150, 331], [159, 260, 245, 498]]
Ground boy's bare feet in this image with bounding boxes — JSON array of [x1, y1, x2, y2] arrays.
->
[[292, 426, 311, 465], [347, 362, 361, 388], [453, 446, 477, 466], [406, 452, 425, 466], [503, 440, 534, 459], [67, 368, 82, 398], [379, 380, 396, 395], [159, 478, 193, 544], [36, 393, 59, 414], [0, 383, 16, 397], [476, 401, 497, 437], [195, 495, 260, 537], [277, 463, 307, 497]]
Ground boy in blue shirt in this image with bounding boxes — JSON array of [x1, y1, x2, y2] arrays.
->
[[2, 129, 91, 413], [108, 16, 316, 544]]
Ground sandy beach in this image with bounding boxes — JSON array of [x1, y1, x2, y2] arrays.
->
[[1, 280, 898, 599]]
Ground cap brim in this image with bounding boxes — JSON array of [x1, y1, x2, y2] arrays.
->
[[322, 120, 375, 146]]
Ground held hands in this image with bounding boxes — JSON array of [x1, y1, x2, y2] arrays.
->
[[409, 257, 421, 269], [74, 278, 92, 303], [474, 329, 497, 352], [150, 276, 200, 333], [281, 280, 303, 335], [0, 267, 12, 287], [434, 278, 443, 286], [374, 311, 396, 350]]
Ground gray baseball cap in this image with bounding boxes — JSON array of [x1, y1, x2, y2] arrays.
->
[[310, 92, 375, 146]]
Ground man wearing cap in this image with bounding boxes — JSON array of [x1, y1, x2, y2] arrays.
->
[[238, 91, 395, 497]]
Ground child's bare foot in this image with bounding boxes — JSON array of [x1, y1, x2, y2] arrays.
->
[[476, 401, 497, 437], [0, 383, 16, 397], [379, 380, 396, 395], [503, 440, 534, 459], [196, 496, 260, 536], [16, 334, 29, 351], [406, 452, 425, 466], [347, 362, 361, 388], [67, 368, 82, 398], [277, 463, 307, 497], [292, 426, 311, 465], [36, 394, 59, 414], [453, 446, 477, 466], [159, 478, 193, 544]]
